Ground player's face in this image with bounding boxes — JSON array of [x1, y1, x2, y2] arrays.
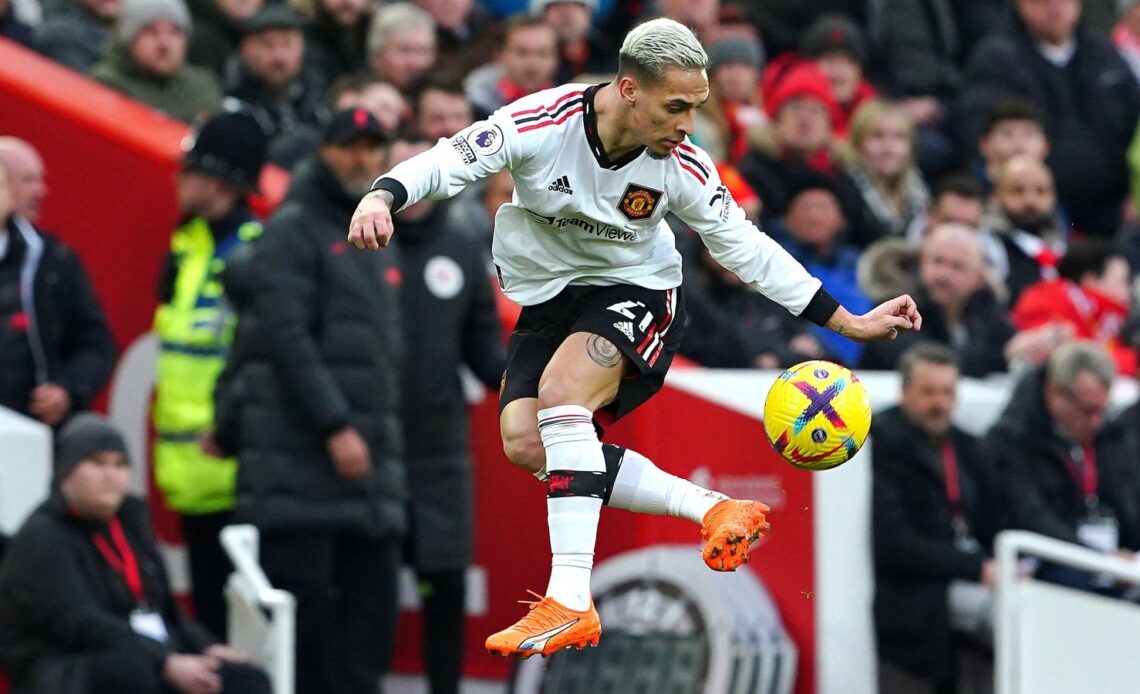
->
[[1046, 371, 1109, 445], [631, 68, 709, 159], [900, 361, 957, 440]]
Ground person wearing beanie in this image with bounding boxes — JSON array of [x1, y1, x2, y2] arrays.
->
[[532, 0, 617, 83], [740, 60, 889, 248], [150, 108, 267, 640], [696, 31, 767, 163], [0, 414, 273, 694], [797, 14, 877, 138], [224, 5, 330, 169], [90, 0, 223, 123]]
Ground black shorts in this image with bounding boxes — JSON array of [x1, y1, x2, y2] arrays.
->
[[499, 284, 686, 422]]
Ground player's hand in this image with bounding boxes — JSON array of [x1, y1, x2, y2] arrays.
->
[[348, 190, 394, 250], [328, 426, 371, 482], [203, 644, 252, 664], [28, 382, 72, 426], [828, 295, 922, 342]]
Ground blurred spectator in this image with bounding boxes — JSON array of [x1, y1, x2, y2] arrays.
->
[[797, 14, 877, 139], [186, 0, 262, 77], [1, 0, 33, 46], [973, 97, 1049, 193], [874, 342, 1008, 694], [90, 0, 223, 124], [533, 0, 615, 84], [680, 243, 831, 369], [738, 62, 883, 247], [35, 0, 118, 71], [693, 32, 766, 164], [367, 2, 436, 90], [329, 72, 407, 135], [224, 5, 329, 168], [1115, 0, 1140, 84], [980, 155, 1067, 306], [294, 0, 371, 85], [767, 175, 871, 365], [416, 0, 498, 76], [906, 174, 986, 242], [846, 99, 929, 238], [0, 137, 47, 223], [1013, 241, 1136, 375], [647, 0, 719, 42], [411, 72, 472, 141], [0, 414, 272, 694], [465, 15, 557, 120], [745, 0, 865, 57], [959, 0, 1140, 236], [1084, 0, 1124, 34], [151, 111, 267, 640], [864, 0, 959, 177], [214, 109, 405, 694], [0, 142, 116, 427], [985, 342, 1140, 591], [951, 0, 1006, 59], [860, 224, 1022, 377], [389, 138, 506, 694]]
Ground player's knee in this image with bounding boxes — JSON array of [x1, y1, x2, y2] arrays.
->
[[502, 431, 545, 473], [535, 374, 585, 411]]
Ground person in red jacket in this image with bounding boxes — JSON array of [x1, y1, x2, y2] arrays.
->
[[1012, 241, 1136, 375]]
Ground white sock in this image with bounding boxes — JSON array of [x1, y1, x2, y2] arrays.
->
[[538, 405, 604, 611], [606, 448, 727, 524]]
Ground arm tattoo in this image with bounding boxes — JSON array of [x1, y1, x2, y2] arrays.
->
[[586, 335, 622, 368], [826, 317, 849, 338]]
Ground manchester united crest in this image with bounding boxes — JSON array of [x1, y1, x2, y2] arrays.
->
[[618, 184, 662, 220]]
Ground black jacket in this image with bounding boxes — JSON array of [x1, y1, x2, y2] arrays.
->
[[0, 494, 216, 693], [984, 368, 1140, 549], [859, 287, 1013, 377], [394, 203, 505, 570], [0, 217, 117, 417], [215, 156, 406, 538], [957, 12, 1140, 234], [872, 407, 1007, 685], [867, 0, 960, 101]]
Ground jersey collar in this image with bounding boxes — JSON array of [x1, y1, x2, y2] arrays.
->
[[582, 84, 646, 171]]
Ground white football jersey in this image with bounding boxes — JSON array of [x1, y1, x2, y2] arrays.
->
[[377, 83, 823, 313]]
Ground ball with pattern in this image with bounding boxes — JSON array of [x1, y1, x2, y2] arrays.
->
[[762, 360, 872, 471]]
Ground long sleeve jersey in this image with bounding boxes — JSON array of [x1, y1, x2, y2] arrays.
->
[[374, 83, 835, 320]]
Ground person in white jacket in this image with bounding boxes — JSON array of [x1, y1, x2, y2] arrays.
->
[[349, 17, 921, 658]]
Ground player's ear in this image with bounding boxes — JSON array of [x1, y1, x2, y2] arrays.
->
[[618, 75, 638, 106]]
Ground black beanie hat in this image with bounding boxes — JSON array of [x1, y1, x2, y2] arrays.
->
[[182, 109, 269, 192], [53, 413, 129, 482]]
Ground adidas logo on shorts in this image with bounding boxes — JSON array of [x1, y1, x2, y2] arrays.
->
[[613, 321, 635, 341], [547, 176, 573, 194]]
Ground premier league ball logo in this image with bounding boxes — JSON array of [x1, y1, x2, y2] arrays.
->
[[467, 124, 504, 156]]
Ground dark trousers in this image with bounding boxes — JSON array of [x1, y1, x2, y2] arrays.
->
[[416, 569, 466, 694], [260, 530, 401, 694], [181, 511, 234, 640], [82, 646, 271, 694]]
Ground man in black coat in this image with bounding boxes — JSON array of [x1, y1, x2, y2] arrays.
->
[[873, 343, 1008, 694], [0, 414, 271, 694], [0, 143, 116, 427], [957, 0, 1140, 236], [984, 342, 1140, 586], [390, 143, 506, 692], [214, 109, 406, 694]]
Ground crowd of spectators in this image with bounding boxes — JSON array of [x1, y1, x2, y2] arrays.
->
[[7, 0, 1140, 692]]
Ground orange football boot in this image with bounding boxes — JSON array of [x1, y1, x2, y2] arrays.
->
[[485, 590, 602, 658], [701, 499, 771, 571]]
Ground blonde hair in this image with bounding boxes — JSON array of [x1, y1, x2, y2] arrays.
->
[[849, 99, 916, 168], [619, 18, 707, 83]]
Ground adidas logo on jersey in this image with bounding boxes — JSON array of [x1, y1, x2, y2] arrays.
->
[[547, 176, 573, 194], [613, 321, 635, 342]]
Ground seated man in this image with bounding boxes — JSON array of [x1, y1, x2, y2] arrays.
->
[[874, 342, 1009, 694], [0, 414, 271, 694]]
